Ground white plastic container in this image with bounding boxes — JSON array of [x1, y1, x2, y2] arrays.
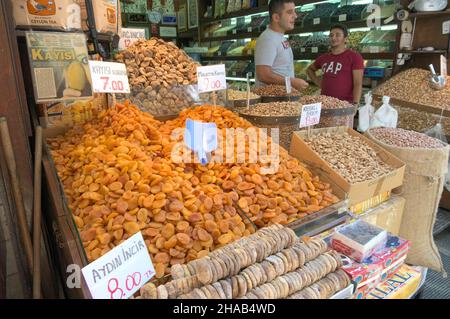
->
[[331, 220, 388, 263]]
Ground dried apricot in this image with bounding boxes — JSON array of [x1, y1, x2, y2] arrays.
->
[[204, 220, 218, 232], [197, 228, 211, 242], [176, 233, 191, 246], [123, 222, 140, 234], [154, 252, 170, 264], [169, 200, 184, 212], [109, 181, 123, 191], [161, 223, 175, 239], [218, 233, 233, 245]]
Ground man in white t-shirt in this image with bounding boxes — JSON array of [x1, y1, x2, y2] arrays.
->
[[255, 0, 308, 90]]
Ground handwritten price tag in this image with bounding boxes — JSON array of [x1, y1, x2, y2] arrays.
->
[[300, 102, 322, 128], [89, 61, 130, 94], [81, 232, 155, 299], [118, 28, 146, 50], [197, 64, 227, 93]]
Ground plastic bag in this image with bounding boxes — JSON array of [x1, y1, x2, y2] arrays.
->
[[370, 96, 398, 129], [358, 92, 374, 132]]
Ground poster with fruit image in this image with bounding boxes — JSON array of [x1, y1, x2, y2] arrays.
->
[[25, 31, 93, 103]]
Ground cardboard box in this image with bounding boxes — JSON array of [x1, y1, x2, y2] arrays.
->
[[290, 127, 406, 206], [349, 191, 391, 215], [365, 264, 423, 299], [359, 195, 405, 236]]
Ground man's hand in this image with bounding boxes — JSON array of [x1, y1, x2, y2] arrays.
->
[[291, 78, 309, 91]]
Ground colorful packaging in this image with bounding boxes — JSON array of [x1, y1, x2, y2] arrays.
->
[[365, 264, 423, 299], [12, 0, 82, 30], [340, 234, 410, 298], [80, 0, 121, 34], [349, 191, 391, 215]]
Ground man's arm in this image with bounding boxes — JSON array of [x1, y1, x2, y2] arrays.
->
[[307, 63, 321, 87], [256, 65, 309, 91], [352, 69, 364, 104]]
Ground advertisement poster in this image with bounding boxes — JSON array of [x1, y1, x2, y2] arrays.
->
[[26, 31, 92, 103]]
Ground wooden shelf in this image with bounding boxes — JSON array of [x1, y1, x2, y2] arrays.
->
[[201, 55, 254, 61], [200, 0, 339, 24], [201, 19, 398, 42], [399, 50, 448, 55], [409, 10, 450, 18], [200, 52, 395, 61]]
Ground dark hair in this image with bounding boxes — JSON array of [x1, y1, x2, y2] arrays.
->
[[330, 24, 349, 37], [268, 0, 295, 20]]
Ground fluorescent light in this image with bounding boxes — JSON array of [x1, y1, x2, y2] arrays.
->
[[227, 77, 256, 82], [352, 0, 373, 4]]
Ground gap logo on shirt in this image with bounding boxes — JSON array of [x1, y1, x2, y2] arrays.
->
[[282, 40, 290, 49], [322, 61, 343, 75]]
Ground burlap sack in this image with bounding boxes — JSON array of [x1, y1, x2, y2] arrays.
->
[[366, 130, 449, 273]]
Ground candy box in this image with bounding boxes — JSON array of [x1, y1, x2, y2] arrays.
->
[[365, 264, 423, 299], [331, 220, 387, 262], [339, 233, 410, 298]]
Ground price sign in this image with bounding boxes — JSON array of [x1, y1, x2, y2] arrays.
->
[[89, 61, 130, 94], [285, 77, 292, 94], [313, 18, 320, 25], [300, 102, 322, 128], [441, 55, 447, 78], [301, 47, 306, 53], [197, 64, 227, 93], [118, 28, 146, 50], [339, 14, 347, 22], [312, 47, 318, 53], [81, 232, 155, 299], [247, 27, 252, 32]]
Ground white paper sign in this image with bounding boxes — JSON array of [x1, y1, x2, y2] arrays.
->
[[300, 102, 322, 128], [441, 55, 447, 78], [313, 18, 320, 25], [248, 27, 252, 32], [118, 28, 146, 50], [82, 232, 155, 299], [197, 64, 227, 93], [443, 21, 450, 35], [89, 61, 130, 94], [301, 47, 306, 53], [339, 14, 347, 22], [160, 26, 177, 37], [285, 77, 292, 94], [312, 47, 318, 53]]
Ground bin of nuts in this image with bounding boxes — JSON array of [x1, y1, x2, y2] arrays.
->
[[226, 89, 261, 111], [299, 95, 357, 129], [114, 38, 200, 118], [239, 102, 303, 150], [252, 85, 301, 103]]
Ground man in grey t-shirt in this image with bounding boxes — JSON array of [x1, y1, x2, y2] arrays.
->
[[255, 0, 308, 91]]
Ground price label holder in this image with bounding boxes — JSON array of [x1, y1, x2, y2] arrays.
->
[[314, 18, 320, 25], [441, 55, 447, 78], [246, 72, 251, 110], [81, 232, 155, 299], [118, 28, 146, 51], [339, 14, 347, 22], [184, 119, 218, 165], [312, 47, 318, 53], [300, 102, 322, 138]]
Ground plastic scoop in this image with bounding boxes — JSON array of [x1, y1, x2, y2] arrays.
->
[[184, 119, 218, 165]]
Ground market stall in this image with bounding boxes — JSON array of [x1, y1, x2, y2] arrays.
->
[[1, 0, 449, 300]]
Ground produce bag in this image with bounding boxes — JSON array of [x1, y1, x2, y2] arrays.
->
[[366, 129, 449, 273], [370, 96, 398, 129], [358, 92, 374, 132]]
